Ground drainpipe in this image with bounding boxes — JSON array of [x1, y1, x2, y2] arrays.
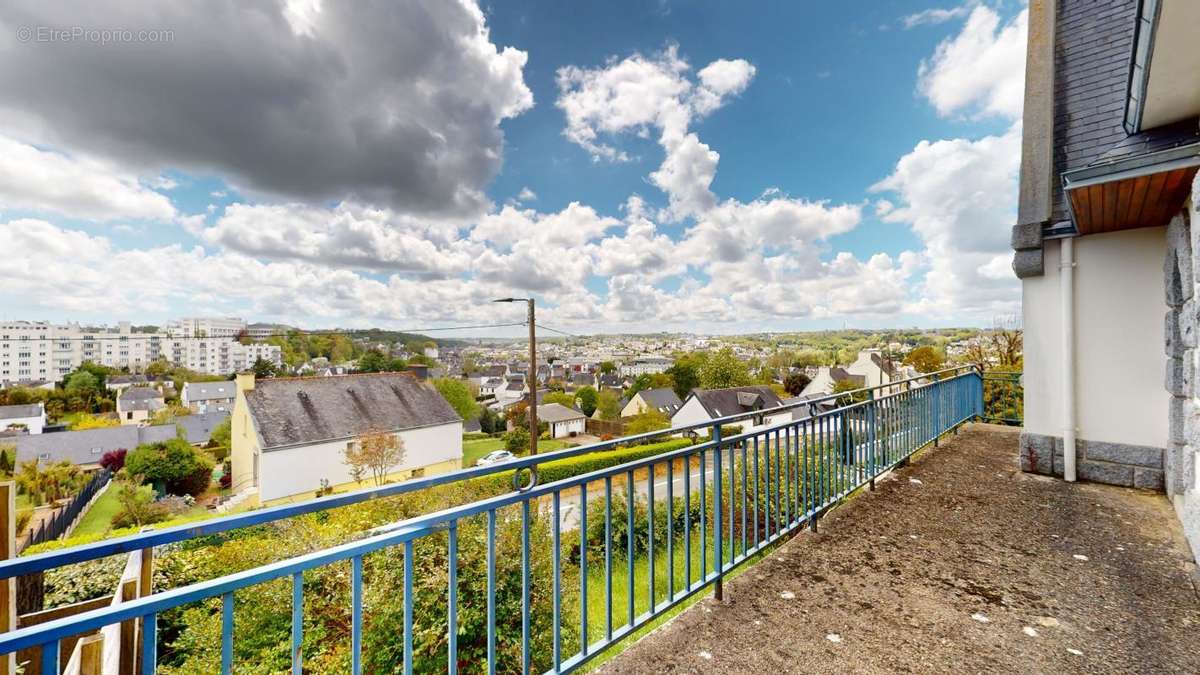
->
[[1061, 237, 1077, 482]]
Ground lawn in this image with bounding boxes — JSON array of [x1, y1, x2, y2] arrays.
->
[[462, 436, 570, 467], [70, 483, 122, 538]]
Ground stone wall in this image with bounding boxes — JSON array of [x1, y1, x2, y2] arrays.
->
[[1165, 178, 1200, 559], [1019, 431, 1164, 490]]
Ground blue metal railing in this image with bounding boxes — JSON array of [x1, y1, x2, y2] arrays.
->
[[0, 367, 983, 673]]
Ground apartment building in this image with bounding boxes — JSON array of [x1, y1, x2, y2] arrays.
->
[[0, 320, 282, 382], [167, 317, 247, 338]]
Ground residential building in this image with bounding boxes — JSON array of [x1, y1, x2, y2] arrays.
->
[[167, 317, 247, 338], [537, 403, 586, 438], [181, 381, 237, 413], [0, 403, 46, 434], [117, 387, 165, 425], [671, 385, 789, 435], [174, 410, 231, 446], [619, 356, 673, 377], [621, 388, 683, 418], [0, 319, 282, 381], [15, 424, 178, 469], [230, 373, 463, 503], [106, 374, 171, 395], [799, 367, 865, 398], [1013, 0, 1199, 558]]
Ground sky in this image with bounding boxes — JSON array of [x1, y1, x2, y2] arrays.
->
[[0, 0, 1027, 337]]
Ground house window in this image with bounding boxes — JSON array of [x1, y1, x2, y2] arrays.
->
[[410, 467, 425, 479], [91, 447, 102, 455]]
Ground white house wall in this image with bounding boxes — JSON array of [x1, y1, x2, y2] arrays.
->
[[1023, 231, 1169, 449], [257, 422, 463, 502]]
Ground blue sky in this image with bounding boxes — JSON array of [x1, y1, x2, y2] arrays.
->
[[0, 0, 1027, 336]]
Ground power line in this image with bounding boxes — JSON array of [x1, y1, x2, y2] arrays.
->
[[534, 323, 581, 338], [0, 322, 529, 343]]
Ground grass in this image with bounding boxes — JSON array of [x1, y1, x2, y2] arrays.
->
[[70, 484, 122, 538], [462, 436, 569, 467]]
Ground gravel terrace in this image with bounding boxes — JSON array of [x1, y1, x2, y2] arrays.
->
[[599, 424, 1200, 674]]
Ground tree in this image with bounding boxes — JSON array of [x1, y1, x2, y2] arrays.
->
[[478, 407, 501, 434], [99, 449, 128, 472], [503, 427, 530, 453], [542, 392, 577, 409], [251, 357, 279, 378], [356, 350, 406, 373], [431, 378, 479, 421], [596, 389, 622, 420], [598, 361, 616, 374], [625, 409, 670, 435], [575, 386, 599, 417], [783, 372, 812, 396], [903, 346, 944, 374], [699, 348, 751, 389], [65, 371, 101, 400], [343, 431, 406, 486], [832, 378, 867, 404], [210, 417, 232, 450], [665, 361, 700, 400], [125, 438, 215, 497], [111, 473, 166, 528], [144, 358, 172, 377], [150, 403, 191, 426]]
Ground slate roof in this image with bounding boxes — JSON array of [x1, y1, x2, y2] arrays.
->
[[537, 402, 586, 423], [0, 404, 42, 420], [829, 368, 866, 387], [183, 381, 236, 402], [174, 411, 231, 445], [688, 386, 784, 419], [119, 387, 165, 412], [245, 373, 462, 449], [15, 424, 178, 467], [636, 388, 683, 414], [483, 365, 507, 378]]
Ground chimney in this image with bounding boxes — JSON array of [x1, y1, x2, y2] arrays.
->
[[236, 372, 256, 393]]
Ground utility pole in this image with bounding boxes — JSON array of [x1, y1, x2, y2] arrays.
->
[[527, 298, 537, 458], [494, 298, 538, 458]]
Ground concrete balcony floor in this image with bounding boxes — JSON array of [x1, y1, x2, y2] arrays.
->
[[600, 424, 1200, 674]]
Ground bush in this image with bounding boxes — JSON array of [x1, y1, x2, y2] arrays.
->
[[99, 449, 127, 472], [503, 427, 529, 453], [124, 439, 215, 497]]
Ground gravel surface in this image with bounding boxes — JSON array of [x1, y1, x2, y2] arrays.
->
[[600, 424, 1200, 674]]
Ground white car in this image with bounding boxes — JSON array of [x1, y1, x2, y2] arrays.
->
[[476, 450, 517, 467]]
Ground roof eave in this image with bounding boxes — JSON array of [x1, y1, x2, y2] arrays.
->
[[1124, 0, 1162, 134]]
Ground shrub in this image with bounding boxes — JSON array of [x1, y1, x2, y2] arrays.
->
[[124, 438, 215, 497], [111, 475, 169, 529], [503, 427, 529, 453], [99, 449, 127, 472]]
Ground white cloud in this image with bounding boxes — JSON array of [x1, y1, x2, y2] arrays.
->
[[0, 136, 176, 221], [917, 6, 1027, 120], [199, 202, 473, 277], [872, 125, 1021, 316], [901, 3, 974, 29], [516, 187, 537, 203]]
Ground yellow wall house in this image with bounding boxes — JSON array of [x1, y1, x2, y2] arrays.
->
[[231, 372, 464, 505]]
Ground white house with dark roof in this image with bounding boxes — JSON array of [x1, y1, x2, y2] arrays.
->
[[231, 372, 463, 504], [621, 388, 683, 418], [671, 386, 789, 436], [181, 381, 237, 413], [117, 387, 166, 425], [0, 403, 46, 435], [536, 403, 586, 438]]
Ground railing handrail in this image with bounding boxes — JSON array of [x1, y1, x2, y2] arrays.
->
[[0, 366, 981, 580], [0, 369, 983, 655]]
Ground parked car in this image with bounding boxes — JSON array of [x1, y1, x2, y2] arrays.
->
[[476, 450, 516, 467]]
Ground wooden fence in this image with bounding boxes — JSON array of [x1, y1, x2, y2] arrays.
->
[[1, 482, 153, 675]]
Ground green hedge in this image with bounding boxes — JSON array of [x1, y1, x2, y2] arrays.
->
[[485, 437, 695, 491]]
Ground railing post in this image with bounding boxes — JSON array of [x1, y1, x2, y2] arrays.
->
[[867, 391, 876, 491], [933, 374, 941, 447], [712, 423, 723, 603], [0, 482, 15, 675], [136, 530, 154, 674]]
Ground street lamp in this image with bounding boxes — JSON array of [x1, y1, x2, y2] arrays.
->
[[493, 298, 537, 460]]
